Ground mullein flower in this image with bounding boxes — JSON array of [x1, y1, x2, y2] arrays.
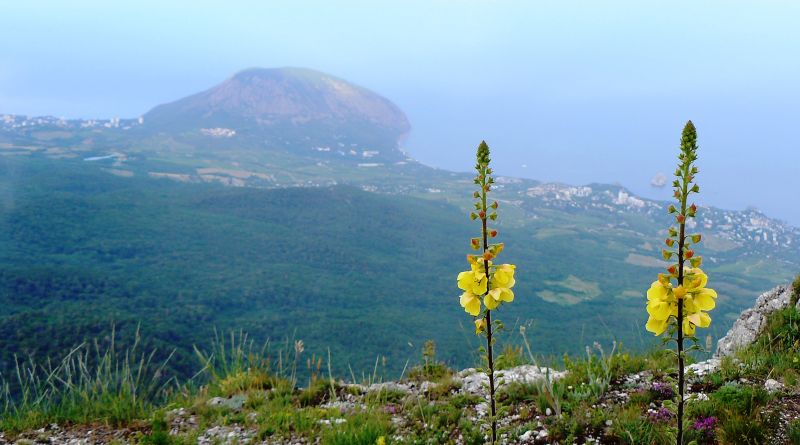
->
[[455, 140, 517, 444], [645, 121, 716, 445], [645, 268, 717, 336]]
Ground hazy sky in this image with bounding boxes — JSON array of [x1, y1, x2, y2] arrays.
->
[[2, 1, 799, 224]]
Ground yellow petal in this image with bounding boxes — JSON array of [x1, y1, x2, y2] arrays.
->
[[687, 312, 711, 328], [495, 287, 514, 302], [484, 293, 500, 310], [457, 271, 474, 291], [682, 318, 697, 336], [646, 317, 668, 336], [647, 301, 672, 321], [647, 282, 669, 301], [460, 292, 481, 316], [684, 268, 708, 291], [693, 289, 716, 311]]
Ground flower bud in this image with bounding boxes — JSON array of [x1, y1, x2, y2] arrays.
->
[[662, 250, 674, 261], [665, 238, 675, 247], [475, 318, 487, 335], [479, 211, 486, 219], [483, 251, 494, 261], [470, 212, 478, 220], [668, 227, 678, 237], [490, 243, 505, 256], [689, 256, 703, 267], [489, 213, 498, 221], [489, 229, 498, 238], [667, 265, 678, 276], [674, 190, 681, 199], [691, 234, 701, 244], [684, 250, 694, 259], [473, 191, 480, 199], [691, 184, 700, 193], [668, 204, 677, 214], [676, 214, 685, 224], [674, 286, 687, 300], [490, 201, 499, 209], [471, 238, 480, 250]]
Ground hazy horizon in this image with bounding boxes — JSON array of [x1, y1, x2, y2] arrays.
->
[[2, 1, 799, 224]]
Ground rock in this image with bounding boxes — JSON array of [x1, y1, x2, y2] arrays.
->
[[686, 358, 720, 377], [716, 285, 791, 357], [764, 378, 784, 393], [457, 365, 566, 394], [206, 394, 247, 411]]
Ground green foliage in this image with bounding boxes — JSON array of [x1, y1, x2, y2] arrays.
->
[[718, 413, 767, 445], [495, 344, 526, 370], [139, 411, 174, 445], [612, 406, 674, 445], [788, 419, 800, 445], [0, 330, 176, 433], [320, 413, 391, 445], [408, 340, 451, 382], [791, 273, 800, 307]]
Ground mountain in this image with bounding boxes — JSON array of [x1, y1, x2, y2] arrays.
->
[[142, 67, 410, 161], [0, 68, 798, 381]]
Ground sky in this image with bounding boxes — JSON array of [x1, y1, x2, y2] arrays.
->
[[1, 1, 799, 224]]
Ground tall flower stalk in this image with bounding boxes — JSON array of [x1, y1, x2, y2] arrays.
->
[[645, 121, 717, 444], [457, 141, 517, 443]]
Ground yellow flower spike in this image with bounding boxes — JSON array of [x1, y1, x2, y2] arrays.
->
[[458, 141, 518, 443], [459, 292, 482, 316]]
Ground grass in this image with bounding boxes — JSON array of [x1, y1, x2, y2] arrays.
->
[[0, 328, 177, 433], [3, 303, 800, 443]]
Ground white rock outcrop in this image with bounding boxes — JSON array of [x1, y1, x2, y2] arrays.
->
[[457, 365, 566, 395], [715, 285, 792, 357]]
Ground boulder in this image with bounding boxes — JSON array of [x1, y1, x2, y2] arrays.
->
[[715, 285, 792, 357]]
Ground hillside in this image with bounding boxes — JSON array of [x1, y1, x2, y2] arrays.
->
[[0, 67, 798, 382]]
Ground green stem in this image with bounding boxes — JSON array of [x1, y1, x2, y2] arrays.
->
[[481, 170, 497, 444], [676, 164, 689, 445]]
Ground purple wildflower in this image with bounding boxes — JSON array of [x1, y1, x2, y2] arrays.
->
[[692, 416, 718, 433], [647, 407, 672, 423], [650, 382, 674, 400]]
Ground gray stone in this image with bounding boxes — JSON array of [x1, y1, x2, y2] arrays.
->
[[206, 394, 247, 411], [764, 378, 784, 393], [715, 285, 791, 357], [457, 364, 566, 395]]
